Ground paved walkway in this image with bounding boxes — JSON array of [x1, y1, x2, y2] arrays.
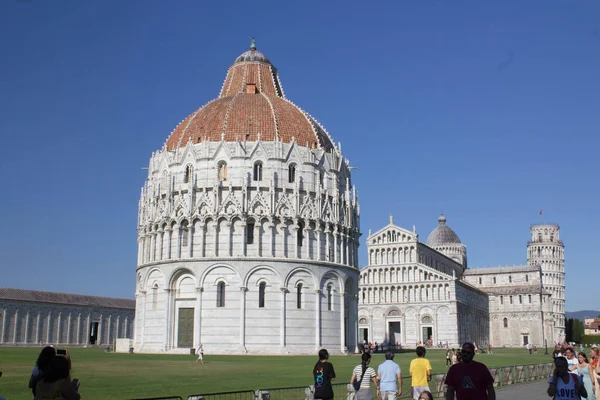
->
[[496, 380, 550, 400]]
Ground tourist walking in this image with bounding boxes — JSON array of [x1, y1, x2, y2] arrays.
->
[[445, 342, 495, 400], [451, 349, 458, 365], [547, 356, 587, 400], [578, 352, 595, 400], [313, 349, 336, 400], [196, 344, 204, 364], [377, 351, 402, 399], [410, 346, 432, 400], [351, 352, 378, 400]]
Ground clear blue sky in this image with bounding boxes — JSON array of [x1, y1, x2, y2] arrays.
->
[[1, 1, 598, 311]]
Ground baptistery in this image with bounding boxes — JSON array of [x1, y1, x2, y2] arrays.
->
[[134, 41, 361, 354]]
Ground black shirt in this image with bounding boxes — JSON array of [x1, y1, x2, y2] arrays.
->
[[314, 360, 336, 399]]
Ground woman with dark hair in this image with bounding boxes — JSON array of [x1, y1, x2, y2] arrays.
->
[[418, 390, 434, 400], [313, 348, 335, 400], [28, 346, 56, 399], [35, 356, 80, 400], [350, 352, 378, 400]]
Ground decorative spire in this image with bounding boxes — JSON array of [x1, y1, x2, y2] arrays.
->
[[389, 214, 393, 225], [250, 37, 256, 50]]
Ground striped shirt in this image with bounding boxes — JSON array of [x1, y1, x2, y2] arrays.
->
[[353, 365, 376, 388]]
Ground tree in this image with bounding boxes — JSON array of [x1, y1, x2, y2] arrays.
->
[[566, 318, 574, 342]]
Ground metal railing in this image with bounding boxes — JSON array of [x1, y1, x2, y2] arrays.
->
[[132, 362, 554, 400], [187, 390, 255, 400]]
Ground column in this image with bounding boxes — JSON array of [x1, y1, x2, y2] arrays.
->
[[255, 223, 261, 257], [98, 315, 102, 345], [13, 309, 19, 343], [46, 311, 51, 344], [124, 316, 129, 338], [164, 289, 172, 351], [116, 315, 120, 339], [35, 311, 41, 344], [333, 229, 339, 263], [241, 222, 247, 257], [291, 225, 299, 258], [137, 238, 142, 265], [165, 228, 172, 259], [0, 309, 5, 344], [158, 230, 164, 260], [67, 313, 71, 344], [269, 222, 275, 257], [304, 227, 310, 260], [86, 313, 91, 345], [188, 225, 194, 258], [76, 313, 81, 345], [174, 225, 181, 259], [280, 288, 287, 346], [150, 233, 156, 261], [199, 223, 205, 258], [24, 310, 30, 344], [324, 228, 330, 261], [316, 227, 322, 261], [107, 314, 112, 346], [240, 287, 247, 348], [194, 287, 203, 349], [56, 312, 61, 344], [213, 222, 219, 257], [315, 289, 322, 348], [340, 291, 346, 352], [227, 222, 233, 256]]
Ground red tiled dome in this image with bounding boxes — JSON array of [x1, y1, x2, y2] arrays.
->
[[165, 44, 334, 151]]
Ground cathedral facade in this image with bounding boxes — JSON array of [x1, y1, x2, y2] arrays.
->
[[358, 216, 564, 348], [134, 42, 360, 354]]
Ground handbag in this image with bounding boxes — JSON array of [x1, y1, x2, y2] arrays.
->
[[352, 366, 368, 392]]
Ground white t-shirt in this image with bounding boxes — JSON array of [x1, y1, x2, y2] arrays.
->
[[353, 365, 376, 389], [567, 357, 579, 375]]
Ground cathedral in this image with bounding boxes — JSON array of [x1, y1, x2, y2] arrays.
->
[[358, 215, 565, 349], [134, 41, 360, 354]]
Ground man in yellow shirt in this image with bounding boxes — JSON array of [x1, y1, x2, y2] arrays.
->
[[409, 346, 432, 400]]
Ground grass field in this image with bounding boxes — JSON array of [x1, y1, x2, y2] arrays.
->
[[0, 347, 553, 400]]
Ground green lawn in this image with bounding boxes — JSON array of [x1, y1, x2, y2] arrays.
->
[[0, 347, 553, 400]]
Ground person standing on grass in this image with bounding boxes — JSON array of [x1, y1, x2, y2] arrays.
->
[[351, 352, 379, 400], [445, 342, 495, 400], [196, 344, 204, 364], [313, 349, 336, 400], [377, 351, 402, 399], [445, 349, 451, 367], [410, 346, 432, 400], [487, 344, 492, 355]]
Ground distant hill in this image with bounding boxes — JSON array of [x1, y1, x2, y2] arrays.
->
[[566, 310, 600, 320]]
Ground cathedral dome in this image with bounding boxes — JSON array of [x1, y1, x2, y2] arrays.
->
[[426, 214, 462, 246], [164, 41, 334, 151]]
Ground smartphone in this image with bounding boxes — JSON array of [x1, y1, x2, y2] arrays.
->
[[72, 378, 80, 391], [56, 349, 67, 355]]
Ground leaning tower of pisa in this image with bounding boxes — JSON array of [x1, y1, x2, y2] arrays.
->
[[527, 223, 565, 343]]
